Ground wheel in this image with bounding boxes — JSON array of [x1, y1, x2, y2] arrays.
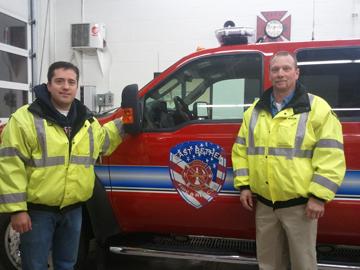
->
[[0, 214, 90, 270], [0, 214, 21, 270]]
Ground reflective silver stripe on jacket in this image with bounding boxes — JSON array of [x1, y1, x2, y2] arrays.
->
[[0, 192, 26, 204], [247, 147, 265, 155], [114, 118, 125, 139], [88, 126, 94, 158], [234, 168, 249, 177], [247, 108, 266, 155], [70, 156, 96, 167], [101, 118, 123, 154], [247, 94, 315, 159], [101, 132, 110, 154], [32, 116, 65, 167], [0, 147, 32, 165], [70, 126, 96, 167], [313, 174, 339, 193], [248, 107, 259, 148], [316, 139, 343, 150], [268, 147, 313, 159], [235, 136, 246, 145], [0, 147, 19, 157], [294, 96, 312, 150]]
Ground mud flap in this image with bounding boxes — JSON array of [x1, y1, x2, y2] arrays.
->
[[85, 175, 120, 244]]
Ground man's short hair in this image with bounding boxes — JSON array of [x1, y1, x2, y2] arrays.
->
[[47, 61, 80, 83], [270, 51, 298, 68]]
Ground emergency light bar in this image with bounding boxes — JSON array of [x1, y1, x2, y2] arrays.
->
[[215, 23, 254, 46]]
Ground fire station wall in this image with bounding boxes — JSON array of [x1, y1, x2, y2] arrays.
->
[[0, 0, 28, 18], [34, 0, 360, 110]]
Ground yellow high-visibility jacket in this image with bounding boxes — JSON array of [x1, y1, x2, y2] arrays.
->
[[232, 84, 345, 205], [0, 103, 123, 213]]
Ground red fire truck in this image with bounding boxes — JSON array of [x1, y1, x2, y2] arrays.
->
[[1, 25, 360, 269]]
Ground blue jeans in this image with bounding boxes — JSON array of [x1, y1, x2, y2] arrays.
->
[[20, 207, 82, 270]]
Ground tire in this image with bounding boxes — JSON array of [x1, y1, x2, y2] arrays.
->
[[0, 214, 90, 270], [0, 214, 21, 270]]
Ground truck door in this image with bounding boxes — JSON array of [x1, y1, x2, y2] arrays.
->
[[296, 46, 360, 244], [108, 51, 264, 237]]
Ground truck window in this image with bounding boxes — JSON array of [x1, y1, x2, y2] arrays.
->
[[297, 47, 360, 120], [143, 53, 262, 130]]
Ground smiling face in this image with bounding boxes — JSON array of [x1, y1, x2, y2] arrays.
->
[[269, 54, 299, 95], [47, 68, 78, 111]]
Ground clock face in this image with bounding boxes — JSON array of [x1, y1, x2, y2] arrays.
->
[[265, 19, 284, 39]]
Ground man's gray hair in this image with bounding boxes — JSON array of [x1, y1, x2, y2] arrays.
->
[[270, 51, 298, 68]]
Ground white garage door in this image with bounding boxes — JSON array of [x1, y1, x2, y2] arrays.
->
[[0, 0, 31, 123]]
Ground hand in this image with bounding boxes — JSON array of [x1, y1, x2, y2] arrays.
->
[[240, 189, 253, 211], [10, 212, 32, 233], [305, 197, 325, 219]]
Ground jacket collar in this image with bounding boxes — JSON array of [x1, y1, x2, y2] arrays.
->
[[255, 81, 311, 115], [28, 84, 94, 139]]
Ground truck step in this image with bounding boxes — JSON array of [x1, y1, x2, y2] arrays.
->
[[109, 233, 360, 268]]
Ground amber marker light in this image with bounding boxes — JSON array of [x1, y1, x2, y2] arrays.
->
[[122, 108, 134, 124]]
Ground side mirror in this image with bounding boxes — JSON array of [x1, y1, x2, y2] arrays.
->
[[121, 84, 142, 134], [193, 101, 210, 119]]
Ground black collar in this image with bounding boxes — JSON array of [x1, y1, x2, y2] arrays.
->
[[255, 82, 311, 115], [28, 98, 93, 140]]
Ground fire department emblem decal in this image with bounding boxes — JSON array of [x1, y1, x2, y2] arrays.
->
[[169, 141, 227, 208], [256, 11, 291, 42]]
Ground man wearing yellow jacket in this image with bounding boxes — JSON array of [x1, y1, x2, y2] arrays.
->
[[0, 61, 123, 270], [232, 51, 345, 270]]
